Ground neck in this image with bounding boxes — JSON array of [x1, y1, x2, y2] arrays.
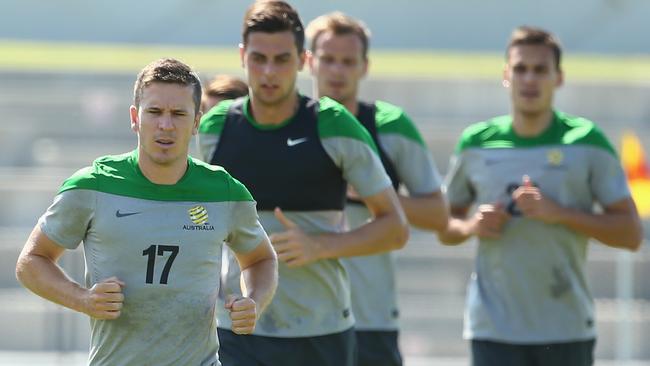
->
[[512, 108, 554, 137], [313, 84, 359, 116], [341, 97, 358, 116], [138, 150, 188, 185], [249, 92, 299, 125]]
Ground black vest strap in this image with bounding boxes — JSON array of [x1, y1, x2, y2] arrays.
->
[[347, 101, 401, 205]]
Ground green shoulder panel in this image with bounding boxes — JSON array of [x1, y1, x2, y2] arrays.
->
[[317, 97, 379, 153], [556, 112, 617, 157], [454, 112, 617, 156], [198, 99, 236, 135], [58, 166, 99, 193], [454, 115, 513, 153], [190, 158, 255, 202], [374, 100, 426, 147], [58, 151, 253, 202], [58, 152, 133, 194]]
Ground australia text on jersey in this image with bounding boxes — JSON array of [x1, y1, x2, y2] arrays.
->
[[183, 205, 215, 231]]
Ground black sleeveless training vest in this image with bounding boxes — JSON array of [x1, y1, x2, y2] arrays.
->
[[210, 96, 347, 211]]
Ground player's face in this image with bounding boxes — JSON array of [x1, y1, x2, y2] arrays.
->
[[241, 31, 305, 107], [309, 31, 368, 105], [130, 82, 200, 167], [504, 45, 563, 116]]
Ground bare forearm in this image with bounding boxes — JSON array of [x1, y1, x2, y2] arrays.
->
[[398, 193, 448, 232], [240, 258, 278, 314], [16, 254, 86, 313], [437, 216, 476, 245], [319, 211, 409, 258], [556, 207, 643, 250]]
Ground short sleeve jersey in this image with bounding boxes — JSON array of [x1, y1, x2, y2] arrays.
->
[[198, 95, 392, 337], [343, 100, 442, 330], [38, 151, 267, 366], [444, 111, 631, 343]]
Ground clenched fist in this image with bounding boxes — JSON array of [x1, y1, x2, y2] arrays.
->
[[472, 203, 511, 239], [225, 295, 258, 334], [83, 276, 125, 320]]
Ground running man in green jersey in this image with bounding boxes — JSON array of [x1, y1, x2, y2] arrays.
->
[[198, 2, 409, 365], [305, 12, 449, 366], [15, 58, 278, 366], [439, 26, 643, 366]]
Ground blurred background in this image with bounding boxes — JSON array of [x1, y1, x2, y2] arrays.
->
[[1, 0, 649, 365]]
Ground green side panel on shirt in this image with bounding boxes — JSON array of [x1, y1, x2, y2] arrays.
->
[[198, 99, 236, 135], [374, 100, 426, 147], [455, 111, 617, 157], [58, 151, 254, 202], [317, 96, 379, 154]]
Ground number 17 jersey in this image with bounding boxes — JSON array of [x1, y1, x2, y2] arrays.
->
[[38, 151, 267, 366]]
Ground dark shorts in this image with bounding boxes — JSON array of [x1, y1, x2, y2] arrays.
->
[[471, 339, 595, 366], [355, 330, 403, 366], [217, 327, 356, 366]]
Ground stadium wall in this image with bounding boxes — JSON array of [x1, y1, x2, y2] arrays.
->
[[0, 0, 648, 54]]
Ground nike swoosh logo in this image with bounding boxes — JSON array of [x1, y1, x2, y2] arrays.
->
[[115, 210, 141, 218], [287, 137, 308, 147]]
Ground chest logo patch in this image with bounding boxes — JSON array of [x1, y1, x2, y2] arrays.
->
[[287, 137, 308, 147], [546, 149, 564, 166], [115, 210, 141, 218], [188, 205, 209, 225], [184, 205, 215, 231]]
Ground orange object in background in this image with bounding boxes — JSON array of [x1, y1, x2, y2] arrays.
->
[[621, 131, 650, 217]]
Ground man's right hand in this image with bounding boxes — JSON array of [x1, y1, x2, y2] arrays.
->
[[472, 203, 511, 239], [83, 276, 125, 320], [225, 295, 258, 334]]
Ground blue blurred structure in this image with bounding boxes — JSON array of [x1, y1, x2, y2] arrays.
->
[[1, 0, 650, 54]]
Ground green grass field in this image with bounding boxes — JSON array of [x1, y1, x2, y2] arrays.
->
[[1, 39, 650, 83]]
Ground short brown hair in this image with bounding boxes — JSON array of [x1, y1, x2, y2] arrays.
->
[[306, 12, 371, 59], [507, 26, 562, 71], [242, 0, 304, 53], [133, 58, 202, 114], [203, 75, 248, 100]]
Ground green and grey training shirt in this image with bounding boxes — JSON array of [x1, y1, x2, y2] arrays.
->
[[39, 151, 267, 366], [445, 111, 630, 343], [343, 100, 442, 331]]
